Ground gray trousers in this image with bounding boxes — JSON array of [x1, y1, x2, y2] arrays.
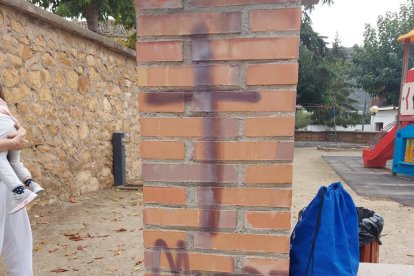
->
[[0, 116, 31, 191], [0, 183, 33, 275]]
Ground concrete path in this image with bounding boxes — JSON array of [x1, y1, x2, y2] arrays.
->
[[323, 156, 414, 207], [359, 263, 414, 275]]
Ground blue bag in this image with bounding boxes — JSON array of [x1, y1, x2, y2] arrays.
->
[[290, 182, 359, 276]]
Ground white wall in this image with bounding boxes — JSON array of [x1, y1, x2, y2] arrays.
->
[[371, 109, 397, 131], [301, 124, 373, 132]]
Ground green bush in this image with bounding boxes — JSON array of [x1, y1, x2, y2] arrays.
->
[[295, 110, 312, 129]]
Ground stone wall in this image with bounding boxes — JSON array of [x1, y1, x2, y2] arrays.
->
[[0, 1, 140, 203]]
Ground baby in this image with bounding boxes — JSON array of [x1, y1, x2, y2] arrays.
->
[[0, 86, 44, 214]]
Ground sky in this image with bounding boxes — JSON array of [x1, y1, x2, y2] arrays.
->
[[311, 0, 409, 47]]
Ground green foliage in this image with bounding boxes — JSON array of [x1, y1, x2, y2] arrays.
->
[[27, 0, 135, 32], [302, 0, 334, 23], [352, 0, 414, 105], [299, 0, 361, 127], [298, 21, 360, 127], [295, 110, 312, 129]]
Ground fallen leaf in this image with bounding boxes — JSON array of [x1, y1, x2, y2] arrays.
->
[[94, 257, 105, 260], [77, 245, 88, 252], [48, 248, 58, 253], [107, 267, 118, 272], [135, 259, 143, 265], [64, 252, 77, 257], [69, 197, 77, 203], [68, 234, 85, 241], [115, 228, 127, 232], [64, 232, 79, 237], [50, 268, 69, 273], [94, 234, 110, 238]]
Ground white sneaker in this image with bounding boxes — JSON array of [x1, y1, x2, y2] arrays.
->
[[28, 181, 45, 194], [7, 190, 38, 215]]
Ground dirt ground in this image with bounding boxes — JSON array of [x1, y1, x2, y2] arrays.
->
[[293, 147, 414, 265], [0, 189, 144, 275], [0, 147, 412, 275]]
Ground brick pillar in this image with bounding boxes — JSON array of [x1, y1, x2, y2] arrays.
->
[[136, 1, 301, 274]]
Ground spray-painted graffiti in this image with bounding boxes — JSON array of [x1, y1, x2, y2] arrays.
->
[[143, 22, 287, 275]]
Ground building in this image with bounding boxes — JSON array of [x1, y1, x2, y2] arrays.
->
[[371, 106, 398, 131]]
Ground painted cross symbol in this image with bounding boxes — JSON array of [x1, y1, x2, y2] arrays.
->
[[143, 23, 260, 232], [141, 23, 279, 275]]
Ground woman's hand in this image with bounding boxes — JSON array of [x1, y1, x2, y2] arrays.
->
[[7, 123, 28, 150]]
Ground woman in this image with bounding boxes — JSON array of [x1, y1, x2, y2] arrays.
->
[[0, 125, 33, 275]]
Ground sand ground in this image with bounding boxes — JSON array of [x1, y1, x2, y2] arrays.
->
[[0, 147, 412, 275], [293, 147, 414, 265]]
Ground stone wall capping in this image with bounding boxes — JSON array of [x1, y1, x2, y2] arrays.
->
[[0, 0, 136, 59]]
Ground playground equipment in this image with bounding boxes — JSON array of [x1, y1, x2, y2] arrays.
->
[[363, 29, 414, 176]]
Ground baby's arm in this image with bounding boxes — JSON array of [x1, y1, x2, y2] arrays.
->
[[0, 124, 27, 151]]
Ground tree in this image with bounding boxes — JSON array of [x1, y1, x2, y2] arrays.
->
[[298, 2, 359, 128], [27, 0, 135, 33], [352, 0, 414, 105]]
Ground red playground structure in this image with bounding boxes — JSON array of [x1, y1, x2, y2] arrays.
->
[[363, 29, 414, 168]]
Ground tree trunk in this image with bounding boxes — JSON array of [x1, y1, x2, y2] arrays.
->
[[84, 4, 99, 33]]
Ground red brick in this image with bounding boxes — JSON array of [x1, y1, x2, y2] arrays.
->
[[136, 0, 183, 9], [144, 230, 186, 249], [137, 12, 241, 36], [194, 232, 289, 253], [191, 91, 296, 112], [143, 186, 186, 205], [192, 0, 296, 7], [243, 258, 289, 275], [144, 207, 237, 228], [245, 117, 295, 137], [142, 163, 238, 183], [245, 211, 291, 230], [138, 65, 239, 87], [192, 37, 299, 61], [250, 8, 301, 32], [140, 141, 185, 160], [139, 92, 185, 113], [194, 141, 294, 161], [197, 187, 292, 207], [276, 141, 295, 161], [140, 118, 239, 138], [245, 165, 293, 184], [246, 63, 299, 85], [136, 41, 183, 62], [145, 251, 234, 272]]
